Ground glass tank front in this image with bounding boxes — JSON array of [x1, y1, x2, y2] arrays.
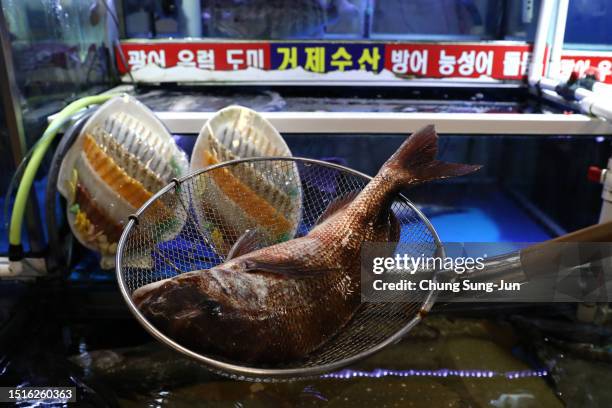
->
[[119, 0, 541, 41], [15, 114, 611, 407]]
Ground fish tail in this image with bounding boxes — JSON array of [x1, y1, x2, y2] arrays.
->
[[380, 125, 481, 190]]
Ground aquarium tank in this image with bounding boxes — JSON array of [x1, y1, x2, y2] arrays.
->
[[118, 0, 541, 41]]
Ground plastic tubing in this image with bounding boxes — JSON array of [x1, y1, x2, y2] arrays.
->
[[8, 94, 115, 249]]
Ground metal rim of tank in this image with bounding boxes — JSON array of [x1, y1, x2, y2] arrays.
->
[[116, 156, 444, 380]]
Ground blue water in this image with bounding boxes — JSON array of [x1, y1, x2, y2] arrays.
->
[[4, 171, 551, 280], [0, 178, 51, 256], [429, 188, 551, 255]]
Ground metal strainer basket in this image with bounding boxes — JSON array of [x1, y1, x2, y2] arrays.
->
[[116, 157, 443, 381]]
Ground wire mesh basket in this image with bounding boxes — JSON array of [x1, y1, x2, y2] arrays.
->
[[116, 157, 442, 381]]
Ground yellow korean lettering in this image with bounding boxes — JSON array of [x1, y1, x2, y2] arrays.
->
[[277, 47, 298, 70], [330, 47, 353, 71]]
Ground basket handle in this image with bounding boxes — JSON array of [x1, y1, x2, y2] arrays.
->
[[520, 220, 612, 277]]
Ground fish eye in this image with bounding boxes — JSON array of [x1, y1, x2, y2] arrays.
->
[[201, 299, 223, 317]]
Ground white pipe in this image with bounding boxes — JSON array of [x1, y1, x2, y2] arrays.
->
[[575, 87, 593, 100], [529, 0, 555, 86], [527, 0, 612, 123], [0, 257, 46, 279], [592, 82, 612, 98], [585, 98, 612, 121], [541, 82, 612, 123], [0, 257, 9, 276], [180, 0, 202, 38], [572, 87, 612, 122], [598, 158, 612, 223], [539, 77, 561, 92], [548, 0, 569, 79]]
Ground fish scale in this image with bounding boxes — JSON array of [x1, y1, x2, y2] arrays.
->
[[130, 126, 481, 365]]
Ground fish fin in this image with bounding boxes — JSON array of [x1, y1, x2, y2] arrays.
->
[[226, 229, 264, 260], [240, 258, 331, 279], [315, 191, 360, 225], [382, 125, 482, 189], [389, 210, 401, 242]]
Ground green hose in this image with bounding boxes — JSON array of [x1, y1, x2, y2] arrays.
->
[[9, 94, 115, 248]]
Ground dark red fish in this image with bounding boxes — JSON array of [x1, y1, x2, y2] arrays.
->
[[133, 125, 481, 363]]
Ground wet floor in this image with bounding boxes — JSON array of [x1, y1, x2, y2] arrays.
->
[[65, 314, 610, 407], [2, 290, 612, 408]]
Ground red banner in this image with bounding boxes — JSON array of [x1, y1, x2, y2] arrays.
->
[[383, 43, 532, 80], [115, 40, 612, 85], [116, 42, 271, 73], [559, 51, 612, 84]]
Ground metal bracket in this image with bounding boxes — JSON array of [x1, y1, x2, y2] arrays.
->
[[128, 214, 139, 226]]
